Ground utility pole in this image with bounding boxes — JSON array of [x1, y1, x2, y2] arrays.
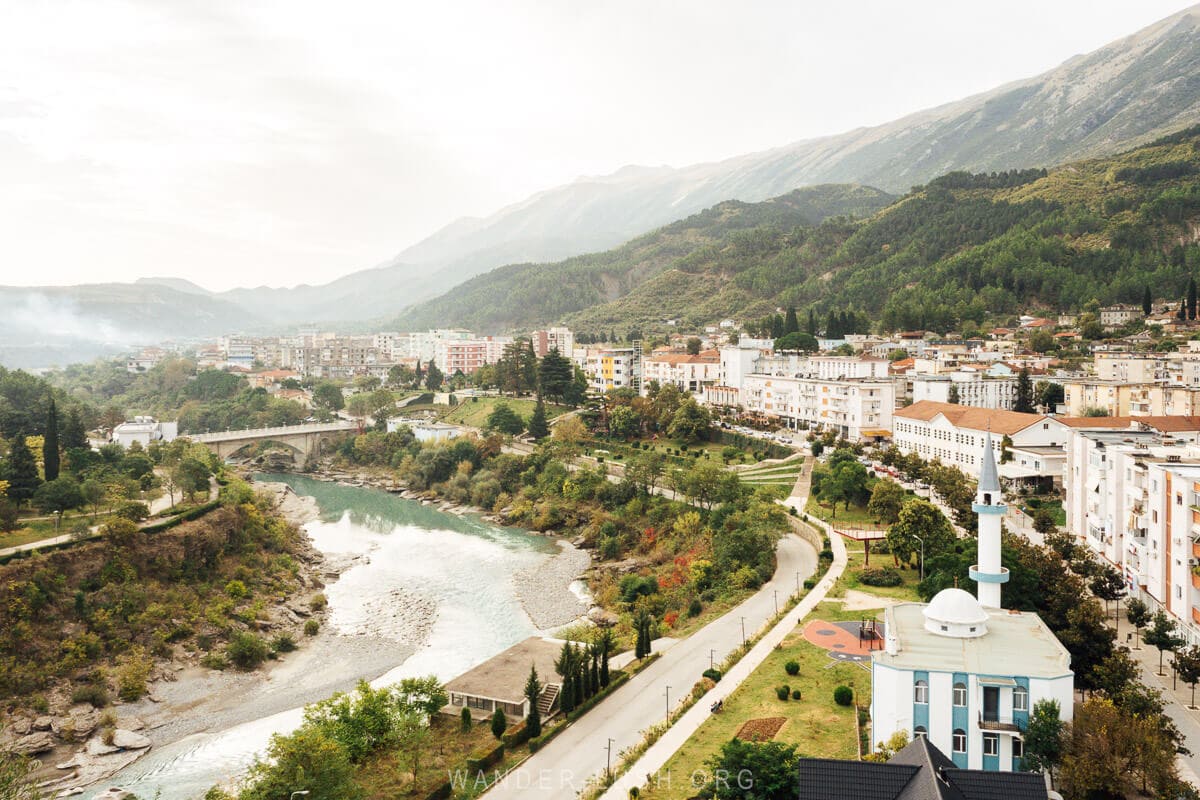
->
[[604, 738, 614, 779], [709, 649, 715, 671], [795, 571, 801, 596], [665, 685, 671, 723], [774, 589, 779, 615], [740, 616, 746, 647]]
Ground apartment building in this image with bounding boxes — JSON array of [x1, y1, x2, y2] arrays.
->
[[911, 371, 1017, 410], [641, 350, 721, 394], [584, 347, 641, 393], [530, 327, 575, 358], [740, 374, 894, 441], [434, 336, 512, 374]]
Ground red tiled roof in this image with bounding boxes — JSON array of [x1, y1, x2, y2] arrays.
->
[[895, 400, 1046, 435]]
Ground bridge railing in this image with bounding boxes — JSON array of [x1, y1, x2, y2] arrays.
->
[[188, 420, 358, 442]]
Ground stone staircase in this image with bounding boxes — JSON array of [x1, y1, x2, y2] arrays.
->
[[537, 683, 560, 717]]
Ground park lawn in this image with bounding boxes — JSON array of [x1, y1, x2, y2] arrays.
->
[[442, 397, 570, 429], [0, 527, 64, 549], [833, 546, 924, 602], [639, 601, 868, 800], [804, 495, 883, 528]]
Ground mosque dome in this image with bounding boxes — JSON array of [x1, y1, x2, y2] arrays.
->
[[923, 588, 989, 638]]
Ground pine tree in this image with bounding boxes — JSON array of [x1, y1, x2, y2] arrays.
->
[[524, 665, 542, 738], [528, 399, 549, 440], [1142, 286, 1152, 316], [61, 407, 88, 450], [4, 436, 42, 508], [1014, 368, 1034, 413], [784, 306, 799, 335], [538, 348, 573, 403], [43, 398, 60, 482], [555, 641, 576, 714]]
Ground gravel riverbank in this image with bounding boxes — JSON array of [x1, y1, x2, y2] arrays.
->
[[514, 540, 592, 629]]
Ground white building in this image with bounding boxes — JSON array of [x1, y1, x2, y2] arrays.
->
[[910, 372, 1017, 410], [871, 438, 1074, 771], [892, 401, 1068, 484], [641, 350, 721, 394], [387, 419, 465, 444], [112, 416, 178, 448], [583, 347, 641, 393], [741, 374, 894, 441]]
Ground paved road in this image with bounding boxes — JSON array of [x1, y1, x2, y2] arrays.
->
[[484, 524, 818, 797]]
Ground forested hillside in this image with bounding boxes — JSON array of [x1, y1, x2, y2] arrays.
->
[[401, 127, 1200, 336], [392, 184, 895, 331]]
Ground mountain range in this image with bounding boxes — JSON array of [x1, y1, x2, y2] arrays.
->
[[5, 4, 1200, 367]]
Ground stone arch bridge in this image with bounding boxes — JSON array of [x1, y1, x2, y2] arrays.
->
[[189, 420, 359, 461]]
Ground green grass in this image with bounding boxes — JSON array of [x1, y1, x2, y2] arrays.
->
[[832, 546, 924, 602], [804, 496, 884, 528], [640, 601, 868, 800], [1021, 497, 1065, 527], [440, 397, 570, 428], [0, 527, 65, 549]]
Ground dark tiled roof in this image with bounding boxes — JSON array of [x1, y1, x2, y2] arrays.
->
[[941, 769, 1047, 800], [796, 758, 918, 800], [795, 737, 1045, 800]]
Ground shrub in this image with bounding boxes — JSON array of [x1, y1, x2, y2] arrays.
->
[[688, 597, 703, 617], [858, 566, 903, 587], [776, 685, 791, 701], [803, 578, 817, 590], [227, 632, 269, 670], [784, 660, 800, 676], [200, 651, 228, 670], [490, 708, 507, 740], [833, 686, 854, 706], [702, 668, 722, 683], [819, 548, 834, 561], [309, 592, 328, 611], [116, 649, 154, 701], [304, 619, 320, 636], [461, 706, 472, 732], [71, 684, 110, 708], [791, 689, 802, 700], [224, 580, 248, 599], [271, 633, 297, 653]]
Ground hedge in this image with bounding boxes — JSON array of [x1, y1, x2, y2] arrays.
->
[[423, 781, 453, 800], [501, 721, 531, 748], [465, 741, 505, 772], [140, 500, 221, 534]]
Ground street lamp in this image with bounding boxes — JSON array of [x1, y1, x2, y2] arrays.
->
[[740, 616, 746, 647], [604, 738, 615, 779], [774, 589, 779, 615], [709, 649, 716, 671], [912, 534, 925, 582], [664, 685, 672, 723]]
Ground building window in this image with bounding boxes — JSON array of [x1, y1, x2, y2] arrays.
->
[[952, 728, 967, 753], [1012, 737, 1024, 758], [983, 733, 999, 756], [914, 680, 929, 704], [1013, 685, 1028, 712], [953, 682, 967, 707]]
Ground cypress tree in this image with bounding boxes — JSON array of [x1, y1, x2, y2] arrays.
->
[[61, 407, 88, 450], [784, 306, 799, 335], [806, 309, 817, 336], [490, 708, 507, 740], [1015, 368, 1034, 413], [524, 665, 542, 738], [528, 399, 549, 440], [1190, 277, 1198, 321], [5, 435, 42, 508], [1142, 286, 1153, 316], [555, 642, 576, 714], [824, 311, 838, 339], [43, 398, 60, 482]]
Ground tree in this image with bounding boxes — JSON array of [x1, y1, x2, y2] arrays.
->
[[946, 384, 960, 404], [538, 348, 574, 403], [313, 382, 344, 412], [485, 403, 525, 435], [177, 457, 212, 501], [552, 415, 587, 447], [241, 726, 361, 800], [784, 306, 799, 335], [1089, 563, 1126, 623], [1175, 645, 1200, 708], [387, 363, 415, 388], [527, 399, 549, 440], [608, 405, 640, 440], [80, 478, 105, 520], [806, 308, 817, 336], [460, 706, 472, 732], [667, 398, 711, 442], [1023, 698, 1064, 780], [3, 435, 41, 508], [702, 739, 799, 800], [887, 498, 954, 567], [34, 476, 83, 517], [395, 709, 431, 785], [1143, 285, 1153, 316], [1189, 275, 1197, 321], [42, 398, 60, 482], [555, 641, 578, 715], [1059, 696, 1179, 800], [625, 452, 665, 494], [1144, 610, 1185, 675], [1126, 597, 1151, 649], [346, 393, 374, 424], [867, 480, 906, 525], [1014, 367, 1034, 413], [1032, 507, 1056, 537], [424, 361, 444, 390], [634, 610, 653, 659], [686, 337, 702, 356], [1035, 381, 1064, 410], [490, 708, 507, 740], [595, 628, 615, 688], [524, 665, 543, 738], [773, 331, 819, 352]]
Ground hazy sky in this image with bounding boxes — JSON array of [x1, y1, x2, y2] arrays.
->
[[0, 1, 1193, 291]]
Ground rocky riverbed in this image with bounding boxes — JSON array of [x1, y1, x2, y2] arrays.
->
[[513, 541, 592, 629]]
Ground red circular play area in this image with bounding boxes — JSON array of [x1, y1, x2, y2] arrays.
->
[[802, 619, 885, 662]]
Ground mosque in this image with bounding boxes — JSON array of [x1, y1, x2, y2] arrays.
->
[[869, 432, 1075, 771]]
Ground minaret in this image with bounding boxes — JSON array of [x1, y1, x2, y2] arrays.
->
[[969, 430, 1008, 608]]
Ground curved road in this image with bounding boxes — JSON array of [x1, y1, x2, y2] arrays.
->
[[484, 533, 817, 798]]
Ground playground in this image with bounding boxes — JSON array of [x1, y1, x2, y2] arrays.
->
[[801, 618, 885, 664]]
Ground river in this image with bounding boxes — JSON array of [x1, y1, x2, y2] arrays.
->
[[83, 474, 562, 800]]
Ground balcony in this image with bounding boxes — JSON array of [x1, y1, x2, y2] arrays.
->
[[978, 712, 1021, 733]]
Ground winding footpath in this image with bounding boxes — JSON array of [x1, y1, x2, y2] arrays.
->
[[600, 458, 848, 799], [483, 457, 844, 799]]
